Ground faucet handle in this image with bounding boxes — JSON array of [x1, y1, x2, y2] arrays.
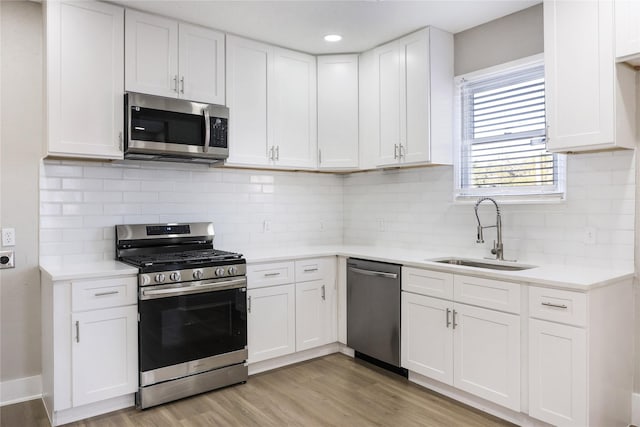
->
[[491, 240, 497, 255]]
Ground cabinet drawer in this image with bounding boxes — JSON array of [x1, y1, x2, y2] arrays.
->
[[529, 287, 587, 327], [247, 261, 295, 289], [402, 267, 453, 299], [72, 276, 137, 311], [453, 275, 521, 314], [295, 258, 329, 282]]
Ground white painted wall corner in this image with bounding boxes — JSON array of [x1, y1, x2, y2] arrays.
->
[[0, 375, 42, 406]]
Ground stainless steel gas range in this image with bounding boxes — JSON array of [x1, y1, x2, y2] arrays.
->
[[116, 222, 247, 409]]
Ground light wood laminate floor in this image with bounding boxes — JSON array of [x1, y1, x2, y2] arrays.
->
[[1, 354, 516, 427]]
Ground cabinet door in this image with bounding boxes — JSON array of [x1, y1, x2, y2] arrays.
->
[[247, 284, 295, 363], [453, 303, 520, 411], [401, 30, 430, 164], [272, 48, 317, 168], [46, 1, 124, 159], [225, 35, 271, 166], [544, 0, 616, 151], [529, 319, 587, 427], [296, 280, 331, 351], [401, 292, 453, 385], [317, 55, 359, 169], [615, 0, 640, 60], [376, 42, 402, 166], [125, 10, 178, 98], [71, 306, 137, 407], [178, 23, 225, 104]]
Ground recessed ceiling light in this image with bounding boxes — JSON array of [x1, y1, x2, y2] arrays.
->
[[324, 34, 342, 42]]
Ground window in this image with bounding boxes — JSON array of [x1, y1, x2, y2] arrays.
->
[[455, 57, 565, 201]]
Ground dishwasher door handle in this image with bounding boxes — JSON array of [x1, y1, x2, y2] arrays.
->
[[348, 266, 398, 280]]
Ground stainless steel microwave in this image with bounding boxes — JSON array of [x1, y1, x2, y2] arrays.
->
[[124, 92, 229, 164]]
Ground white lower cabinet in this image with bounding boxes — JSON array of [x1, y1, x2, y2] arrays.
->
[[529, 319, 587, 426], [247, 284, 296, 363], [247, 257, 336, 364], [71, 306, 138, 407], [401, 291, 520, 411]]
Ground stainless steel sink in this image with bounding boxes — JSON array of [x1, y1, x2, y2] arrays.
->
[[428, 257, 536, 271]]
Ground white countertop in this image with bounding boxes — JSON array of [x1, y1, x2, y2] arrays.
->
[[40, 260, 138, 282], [241, 245, 635, 291], [39, 246, 634, 290]]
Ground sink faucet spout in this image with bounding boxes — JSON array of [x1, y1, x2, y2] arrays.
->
[[474, 197, 504, 261]]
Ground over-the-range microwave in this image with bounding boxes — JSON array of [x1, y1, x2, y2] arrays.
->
[[124, 92, 229, 164]]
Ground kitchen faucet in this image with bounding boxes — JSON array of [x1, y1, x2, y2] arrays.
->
[[474, 197, 504, 261]]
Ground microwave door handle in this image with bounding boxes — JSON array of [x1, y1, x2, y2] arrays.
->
[[203, 109, 211, 153]]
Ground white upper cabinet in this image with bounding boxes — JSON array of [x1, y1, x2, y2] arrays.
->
[[125, 10, 225, 104], [374, 27, 453, 168], [615, 0, 640, 64], [46, 1, 124, 160], [544, 0, 636, 152], [272, 48, 317, 168], [317, 55, 359, 170], [226, 35, 271, 166], [226, 38, 317, 169]]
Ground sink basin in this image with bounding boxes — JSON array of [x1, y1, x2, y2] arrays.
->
[[428, 257, 536, 271]]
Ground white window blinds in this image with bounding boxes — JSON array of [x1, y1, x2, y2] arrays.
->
[[459, 63, 562, 197]]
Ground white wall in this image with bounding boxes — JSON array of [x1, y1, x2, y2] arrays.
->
[[343, 151, 635, 270], [0, 0, 43, 389], [40, 161, 344, 263]]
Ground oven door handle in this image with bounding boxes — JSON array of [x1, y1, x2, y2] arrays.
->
[[203, 108, 211, 153], [140, 278, 247, 300]]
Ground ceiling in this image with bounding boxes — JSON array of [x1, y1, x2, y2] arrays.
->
[[113, 0, 541, 55]]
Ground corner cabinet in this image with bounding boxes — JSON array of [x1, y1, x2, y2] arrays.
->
[[544, 0, 636, 152], [41, 273, 138, 426], [125, 10, 225, 104], [45, 1, 124, 160], [226, 36, 317, 169], [374, 27, 453, 167], [317, 55, 359, 170]]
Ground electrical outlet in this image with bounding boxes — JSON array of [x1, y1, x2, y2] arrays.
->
[[1, 228, 15, 247], [0, 251, 14, 269], [584, 226, 596, 245]]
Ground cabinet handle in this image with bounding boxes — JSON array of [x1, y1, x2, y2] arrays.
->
[[318, 149, 322, 164], [541, 301, 568, 309], [247, 296, 252, 313], [452, 310, 458, 329], [275, 146, 280, 161], [269, 146, 274, 160], [446, 308, 451, 328], [264, 272, 281, 277], [75, 321, 80, 343], [180, 76, 185, 94], [94, 290, 119, 297], [118, 132, 123, 151], [303, 267, 318, 272], [173, 75, 178, 93], [321, 285, 326, 301], [394, 144, 399, 159], [399, 144, 405, 158]]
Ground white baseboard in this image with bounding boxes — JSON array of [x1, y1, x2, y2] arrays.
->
[[632, 392, 640, 427], [248, 343, 345, 376], [52, 394, 134, 426], [0, 375, 42, 406]]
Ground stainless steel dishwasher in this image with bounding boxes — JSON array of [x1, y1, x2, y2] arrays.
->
[[347, 258, 403, 371]]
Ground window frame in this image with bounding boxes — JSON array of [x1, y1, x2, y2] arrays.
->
[[453, 54, 566, 203]]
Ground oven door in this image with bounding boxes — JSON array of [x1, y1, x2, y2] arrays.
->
[[138, 277, 247, 385]]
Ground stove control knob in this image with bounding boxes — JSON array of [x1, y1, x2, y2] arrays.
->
[[170, 272, 181, 282], [155, 273, 166, 283], [228, 266, 238, 275], [215, 267, 225, 277], [140, 275, 151, 286], [193, 270, 204, 280]]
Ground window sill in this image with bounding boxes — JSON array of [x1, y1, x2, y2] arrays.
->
[[453, 192, 566, 205]]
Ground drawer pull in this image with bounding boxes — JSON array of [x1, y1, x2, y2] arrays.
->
[[94, 290, 119, 297], [541, 301, 568, 309], [75, 321, 80, 343], [263, 272, 281, 277], [321, 285, 326, 301], [303, 267, 319, 272], [446, 308, 451, 328]]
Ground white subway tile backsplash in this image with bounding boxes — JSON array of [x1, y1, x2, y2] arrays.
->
[[40, 151, 634, 269]]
